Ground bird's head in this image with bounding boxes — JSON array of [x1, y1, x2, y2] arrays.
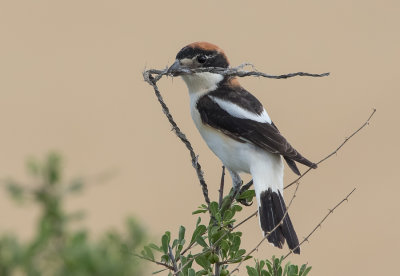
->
[[168, 42, 233, 93]]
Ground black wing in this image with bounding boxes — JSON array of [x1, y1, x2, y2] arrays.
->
[[197, 95, 317, 171], [271, 122, 302, 175]]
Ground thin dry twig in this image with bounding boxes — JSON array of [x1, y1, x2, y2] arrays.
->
[[132, 253, 174, 271], [232, 210, 258, 231], [283, 188, 356, 260], [285, 108, 376, 189], [144, 64, 329, 83], [235, 108, 376, 229], [168, 245, 178, 272], [240, 109, 376, 192], [216, 167, 226, 276], [218, 166, 226, 208], [143, 71, 211, 207]]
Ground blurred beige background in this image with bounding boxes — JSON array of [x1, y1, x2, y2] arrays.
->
[[0, 0, 398, 275]]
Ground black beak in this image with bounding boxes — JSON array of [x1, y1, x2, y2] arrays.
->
[[167, 60, 188, 76]]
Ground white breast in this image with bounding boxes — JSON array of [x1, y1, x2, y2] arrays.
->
[[183, 73, 279, 178], [189, 92, 253, 173]]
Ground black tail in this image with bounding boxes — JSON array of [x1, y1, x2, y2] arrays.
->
[[259, 188, 300, 254]]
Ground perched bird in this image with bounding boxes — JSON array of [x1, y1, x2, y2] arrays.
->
[[167, 42, 317, 254]]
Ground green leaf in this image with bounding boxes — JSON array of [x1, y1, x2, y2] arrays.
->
[[210, 201, 219, 217], [277, 266, 283, 276], [161, 232, 170, 254], [196, 217, 202, 227], [161, 254, 169, 263], [211, 229, 225, 245], [236, 249, 246, 257], [299, 264, 307, 275], [232, 205, 243, 212], [224, 210, 234, 221], [220, 196, 232, 212], [236, 190, 255, 200], [266, 261, 273, 273], [149, 243, 162, 252], [230, 235, 241, 256], [283, 262, 290, 276], [259, 260, 265, 270], [302, 267, 312, 276], [246, 266, 257, 276], [181, 256, 194, 275], [195, 254, 209, 270], [215, 212, 222, 223], [196, 236, 208, 248], [287, 265, 298, 276], [188, 268, 195, 276], [220, 240, 229, 258], [273, 256, 280, 270], [244, 255, 252, 261], [172, 239, 179, 249], [192, 209, 208, 214], [190, 225, 206, 244], [144, 246, 154, 261], [261, 271, 270, 276]]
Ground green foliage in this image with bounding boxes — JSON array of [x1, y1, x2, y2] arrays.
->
[[139, 187, 312, 275], [0, 153, 146, 276], [246, 257, 311, 276]]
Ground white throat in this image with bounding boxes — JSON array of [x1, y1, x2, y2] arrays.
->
[[181, 72, 223, 95], [181, 72, 224, 123]]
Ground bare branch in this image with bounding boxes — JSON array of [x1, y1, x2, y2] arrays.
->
[[283, 188, 356, 260], [239, 109, 376, 193], [144, 64, 329, 84], [285, 108, 376, 189], [143, 71, 211, 207], [168, 245, 178, 272], [173, 252, 204, 276], [132, 253, 174, 271], [215, 166, 226, 276], [218, 166, 226, 208], [232, 210, 258, 231]]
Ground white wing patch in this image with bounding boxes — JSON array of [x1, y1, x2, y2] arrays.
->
[[210, 96, 272, 124]]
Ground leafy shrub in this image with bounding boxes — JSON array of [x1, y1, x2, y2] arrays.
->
[[0, 153, 146, 276], [139, 185, 311, 276]]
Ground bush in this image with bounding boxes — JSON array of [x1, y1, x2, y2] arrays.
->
[[0, 153, 146, 276], [139, 182, 312, 276]]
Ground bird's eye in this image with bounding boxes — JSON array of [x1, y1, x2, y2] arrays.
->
[[197, 55, 207, 64]]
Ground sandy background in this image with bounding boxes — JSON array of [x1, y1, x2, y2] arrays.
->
[[0, 1, 398, 275]]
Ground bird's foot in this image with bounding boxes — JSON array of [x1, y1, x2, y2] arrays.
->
[[234, 180, 255, 206]]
